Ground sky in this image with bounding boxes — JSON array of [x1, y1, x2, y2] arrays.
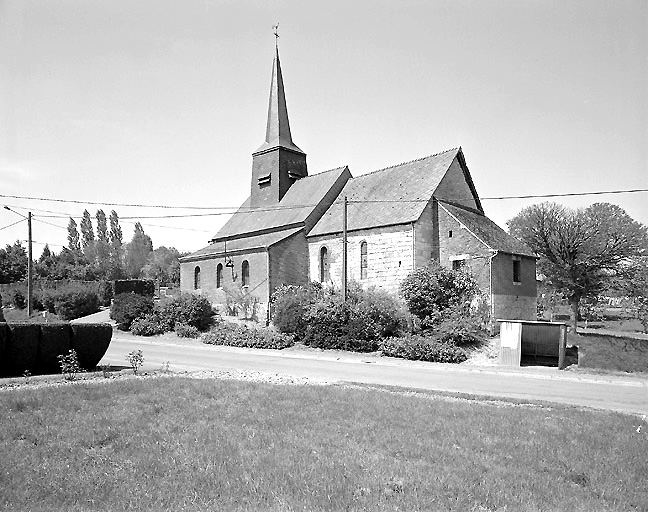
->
[[1, 0, 646, 258]]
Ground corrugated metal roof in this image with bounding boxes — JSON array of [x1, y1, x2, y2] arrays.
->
[[440, 202, 536, 257], [308, 148, 459, 237], [180, 227, 302, 262], [212, 166, 350, 241]]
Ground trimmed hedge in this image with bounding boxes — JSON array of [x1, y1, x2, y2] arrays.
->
[[201, 324, 294, 350], [2, 323, 40, 376], [70, 323, 113, 370], [37, 324, 71, 374], [114, 279, 155, 297], [0, 322, 112, 377], [379, 335, 468, 363]]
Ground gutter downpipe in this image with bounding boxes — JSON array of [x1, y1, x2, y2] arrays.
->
[[488, 250, 498, 335]]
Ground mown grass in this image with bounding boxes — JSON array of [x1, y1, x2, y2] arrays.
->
[[1, 377, 646, 511]]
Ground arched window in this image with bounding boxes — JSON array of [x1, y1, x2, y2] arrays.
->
[[194, 266, 201, 290], [360, 241, 368, 280], [319, 246, 329, 282], [241, 260, 249, 287], [216, 263, 223, 288]]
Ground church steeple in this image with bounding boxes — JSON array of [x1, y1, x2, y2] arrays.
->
[[250, 45, 308, 207], [255, 48, 304, 155]]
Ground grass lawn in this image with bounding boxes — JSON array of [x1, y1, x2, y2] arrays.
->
[[1, 377, 647, 512]]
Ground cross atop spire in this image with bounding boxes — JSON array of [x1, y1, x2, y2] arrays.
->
[[254, 40, 304, 155], [273, 23, 279, 49]]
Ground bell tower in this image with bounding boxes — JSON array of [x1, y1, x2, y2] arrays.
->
[[250, 46, 307, 207]]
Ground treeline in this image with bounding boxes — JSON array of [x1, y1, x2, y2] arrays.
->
[[0, 209, 187, 287]]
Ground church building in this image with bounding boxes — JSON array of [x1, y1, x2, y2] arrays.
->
[[179, 48, 537, 325]]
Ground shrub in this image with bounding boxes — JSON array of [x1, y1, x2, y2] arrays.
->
[[110, 293, 154, 330], [54, 289, 100, 320], [201, 323, 294, 350], [155, 294, 214, 332], [175, 323, 199, 338], [12, 290, 26, 309], [400, 263, 480, 324], [272, 283, 407, 352], [2, 323, 39, 377], [434, 311, 486, 346], [70, 323, 112, 370], [130, 314, 165, 336], [126, 350, 144, 374], [114, 279, 155, 297], [271, 283, 324, 336], [37, 323, 71, 373], [379, 334, 468, 363], [98, 280, 114, 307]]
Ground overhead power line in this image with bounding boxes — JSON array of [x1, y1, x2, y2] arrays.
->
[[480, 188, 648, 200]]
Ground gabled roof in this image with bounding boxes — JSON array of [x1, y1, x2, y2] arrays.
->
[[439, 202, 536, 257], [211, 166, 351, 242], [180, 227, 302, 262], [308, 148, 461, 237]]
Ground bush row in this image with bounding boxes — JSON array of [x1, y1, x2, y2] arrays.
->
[[201, 323, 294, 350], [4, 284, 103, 320], [272, 283, 408, 352], [110, 293, 214, 335], [0, 322, 112, 377], [379, 334, 468, 363]]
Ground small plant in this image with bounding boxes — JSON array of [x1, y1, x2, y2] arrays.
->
[[100, 364, 111, 378], [126, 350, 144, 375], [22, 370, 31, 382], [160, 361, 170, 373], [58, 349, 83, 381]]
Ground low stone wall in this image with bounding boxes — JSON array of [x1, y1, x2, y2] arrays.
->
[[573, 332, 648, 373]]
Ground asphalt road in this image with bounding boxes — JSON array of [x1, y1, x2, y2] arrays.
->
[[100, 334, 648, 416]]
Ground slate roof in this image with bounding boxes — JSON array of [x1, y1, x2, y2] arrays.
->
[[440, 202, 536, 257], [211, 166, 351, 241], [308, 148, 460, 237], [181, 227, 302, 262]]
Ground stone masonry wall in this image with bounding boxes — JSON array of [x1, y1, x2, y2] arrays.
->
[[180, 250, 268, 314], [308, 224, 415, 294]]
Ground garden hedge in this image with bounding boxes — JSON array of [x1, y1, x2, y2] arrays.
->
[[0, 322, 112, 377], [70, 323, 113, 371]]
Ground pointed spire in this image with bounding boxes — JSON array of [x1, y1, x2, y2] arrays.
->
[[255, 47, 304, 154]]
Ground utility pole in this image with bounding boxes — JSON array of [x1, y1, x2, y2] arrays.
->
[[27, 212, 33, 317], [342, 196, 348, 301], [3, 206, 33, 316]]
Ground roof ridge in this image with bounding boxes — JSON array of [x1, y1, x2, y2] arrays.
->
[[354, 147, 459, 179], [302, 165, 349, 178]]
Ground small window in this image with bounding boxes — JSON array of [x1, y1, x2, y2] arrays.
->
[[452, 259, 465, 271], [448, 230, 453, 238], [513, 258, 521, 284], [241, 260, 249, 287], [320, 246, 329, 282], [216, 263, 223, 288], [360, 242, 368, 280], [194, 266, 201, 290]]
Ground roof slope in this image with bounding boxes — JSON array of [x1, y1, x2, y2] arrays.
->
[[309, 148, 460, 237], [212, 166, 350, 242], [181, 227, 302, 262], [440, 202, 536, 257]]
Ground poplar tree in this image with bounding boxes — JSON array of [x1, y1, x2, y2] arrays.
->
[[67, 218, 81, 252]]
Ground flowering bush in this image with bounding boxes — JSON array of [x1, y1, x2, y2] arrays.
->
[[130, 314, 165, 336], [175, 323, 200, 338]]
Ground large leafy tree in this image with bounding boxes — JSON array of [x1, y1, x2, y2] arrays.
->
[[125, 222, 153, 278], [141, 246, 182, 286], [0, 241, 28, 284], [507, 202, 648, 329]]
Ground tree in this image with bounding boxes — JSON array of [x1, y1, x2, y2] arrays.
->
[[94, 210, 110, 275], [35, 244, 59, 279], [108, 210, 124, 279], [620, 256, 648, 333], [125, 222, 153, 278], [80, 209, 96, 262], [67, 218, 81, 252], [0, 241, 28, 284], [507, 202, 648, 329], [141, 246, 182, 286]]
